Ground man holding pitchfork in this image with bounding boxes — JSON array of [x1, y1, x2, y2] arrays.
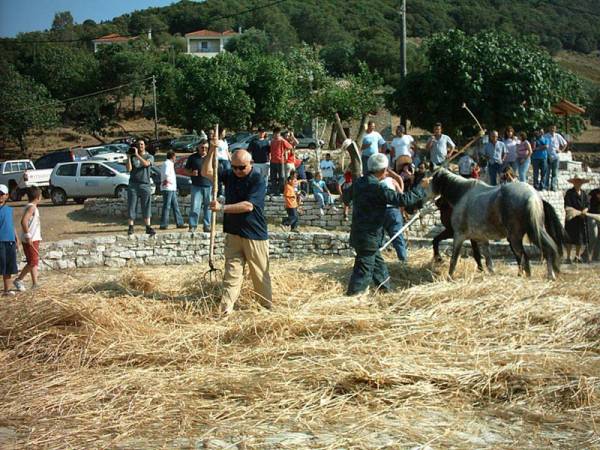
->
[[202, 132, 272, 316]]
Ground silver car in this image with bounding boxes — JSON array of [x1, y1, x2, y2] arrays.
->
[[50, 161, 131, 205]]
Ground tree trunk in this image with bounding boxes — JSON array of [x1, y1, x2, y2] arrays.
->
[[335, 113, 362, 180], [356, 114, 368, 147], [131, 95, 136, 115], [328, 127, 337, 150], [17, 134, 27, 153]]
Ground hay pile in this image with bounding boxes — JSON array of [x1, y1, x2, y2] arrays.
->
[[1, 250, 599, 449]]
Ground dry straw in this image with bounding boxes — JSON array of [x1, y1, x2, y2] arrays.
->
[[1, 249, 599, 448]]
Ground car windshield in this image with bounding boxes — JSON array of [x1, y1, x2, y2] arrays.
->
[[105, 162, 127, 173], [88, 147, 113, 156]]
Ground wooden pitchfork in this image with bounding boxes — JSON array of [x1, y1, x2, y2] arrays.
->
[[204, 123, 223, 284]]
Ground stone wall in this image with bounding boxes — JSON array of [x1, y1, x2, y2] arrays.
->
[[38, 231, 532, 271]]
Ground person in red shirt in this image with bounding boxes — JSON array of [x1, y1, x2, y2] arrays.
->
[[269, 127, 292, 195]]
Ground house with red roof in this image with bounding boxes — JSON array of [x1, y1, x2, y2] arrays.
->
[[185, 29, 238, 58], [92, 33, 138, 53]]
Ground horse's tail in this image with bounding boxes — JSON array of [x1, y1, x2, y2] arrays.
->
[[542, 200, 568, 259], [525, 196, 561, 273]]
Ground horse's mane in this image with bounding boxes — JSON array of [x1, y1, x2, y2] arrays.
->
[[431, 168, 479, 206]]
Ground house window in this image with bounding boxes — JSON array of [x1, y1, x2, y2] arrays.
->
[[201, 41, 208, 51]]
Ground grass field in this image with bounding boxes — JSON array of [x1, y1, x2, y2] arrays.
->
[[1, 250, 599, 449]]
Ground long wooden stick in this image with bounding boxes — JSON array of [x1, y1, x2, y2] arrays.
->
[[208, 124, 219, 271]]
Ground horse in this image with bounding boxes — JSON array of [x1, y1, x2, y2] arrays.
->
[[430, 168, 566, 279], [433, 196, 483, 271]]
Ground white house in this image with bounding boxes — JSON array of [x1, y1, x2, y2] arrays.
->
[[185, 29, 238, 57]]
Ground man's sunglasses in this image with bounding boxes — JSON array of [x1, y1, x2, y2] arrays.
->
[[232, 164, 248, 171]]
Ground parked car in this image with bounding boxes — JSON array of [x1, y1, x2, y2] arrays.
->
[[295, 133, 324, 150], [34, 148, 76, 170], [0, 159, 37, 201], [149, 166, 192, 197], [171, 134, 203, 152], [226, 131, 253, 145], [49, 161, 131, 205], [72, 146, 128, 163]]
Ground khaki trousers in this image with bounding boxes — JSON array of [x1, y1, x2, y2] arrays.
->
[[221, 234, 272, 313]]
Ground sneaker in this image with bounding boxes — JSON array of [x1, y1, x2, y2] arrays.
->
[[127, 225, 134, 235], [176, 224, 187, 229], [13, 279, 26, 292], [146, 226, 156, 236], [319, 208, 325, 216], [203, 226, 211, 233], [2, 291, 15, 296]]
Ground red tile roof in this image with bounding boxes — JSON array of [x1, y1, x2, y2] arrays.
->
[[185, 29, 238, 38], [93, 33, 135, 43]]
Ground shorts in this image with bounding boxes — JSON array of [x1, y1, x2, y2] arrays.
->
[[23, 240, 40, 267], [0, 241, 18, 276]]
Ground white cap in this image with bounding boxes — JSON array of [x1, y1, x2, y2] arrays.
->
[[0, 184, 8, 195], [367, 153, 389, 172]]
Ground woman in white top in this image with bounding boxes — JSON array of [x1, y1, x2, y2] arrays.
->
[[502, 126, 519, 174], [14, 187, 42, 291]]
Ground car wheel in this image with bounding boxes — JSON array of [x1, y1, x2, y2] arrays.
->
[[115, 185, 128, 200], [51, 188, 67, 205], [74, 197, 86, 205], [308, 143, 317, 150]]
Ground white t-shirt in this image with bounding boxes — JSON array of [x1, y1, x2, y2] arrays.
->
[[217, 139, 230, 161], [361, 131, 385, 157], [160, 159, 177, 191], [22, 203, 42, 241], [391, 135, 414, 161], [458, 154, 475, 175], [319, 160, 335, 179]]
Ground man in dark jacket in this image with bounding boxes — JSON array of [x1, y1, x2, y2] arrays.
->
[[346, 153, 429, 295]]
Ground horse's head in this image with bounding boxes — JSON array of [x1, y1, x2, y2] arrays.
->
[[430, 167, 452, 196], [430, 168, 472, 206]]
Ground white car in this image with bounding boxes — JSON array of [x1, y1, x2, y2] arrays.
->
[[50, 161, 131, 205], [73, 146, 128, 163]]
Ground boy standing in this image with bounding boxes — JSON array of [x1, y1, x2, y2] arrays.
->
[[0, 184, 20, 295], [283, 171, 299, 232], [14, 187, 41, 291]]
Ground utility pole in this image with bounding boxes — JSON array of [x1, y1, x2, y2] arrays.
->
[[400, 0, 407, 79], [152, 75, 158, 141], [399, 0, 407, 128]]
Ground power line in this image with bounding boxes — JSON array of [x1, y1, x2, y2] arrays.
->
[[0, 0, 290, 46], [3, 76, 154, 115]]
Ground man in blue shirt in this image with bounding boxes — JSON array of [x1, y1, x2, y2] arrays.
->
[[531, 129, 549, 190], [484, 130, 507, 186], [426, 123, 456, 169], [544, 124, 567, 191], [360, 121, 386, 174], [203, 147, 272, 316]]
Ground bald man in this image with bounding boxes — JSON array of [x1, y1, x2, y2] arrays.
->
[[202, 148, 272, 315]]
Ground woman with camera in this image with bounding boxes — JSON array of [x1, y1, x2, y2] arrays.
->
[[126, 139, 156, 236]]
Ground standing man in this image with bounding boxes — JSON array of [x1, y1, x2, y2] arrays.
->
[[484, 130, 507, 186], [426, 123, 456, 170], [346, 153, 429, 296], [126, 139, 155, 236], [390, 125, 416, 170], [248, 128, 271, 186], [185, 139, 212, 232], [202, 148, 272, 315], [544, 124, 567, 191], [159, 150, 185, 230], [360, 121, 386, 175], [269, 127, 293, 195]]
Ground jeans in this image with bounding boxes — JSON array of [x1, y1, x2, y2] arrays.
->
[[160, 190, 184, 228], [270, 162, 285, 194], [189, 185, 212, 229], [314, 191, 333, 208], [532, 158, 548, 190], [517, 157, 530, 183], [347, 249, 390, 295], [487, 162, 502, 186], [286, 208, 298, 230], [545, 157, 559, 191], [254, 163, 270, 186], [127, 183, 152, 220], [383, 207, 407, 261]]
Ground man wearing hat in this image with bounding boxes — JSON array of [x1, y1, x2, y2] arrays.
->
[[564, 176, 590, 263], [345, 153, 429, 296]]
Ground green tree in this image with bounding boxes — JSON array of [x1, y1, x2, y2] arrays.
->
[[51, 11, 74, 31], [224, 28, 271, 58], [387, 30, 587, 137], [0, 65, 62, 152]]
